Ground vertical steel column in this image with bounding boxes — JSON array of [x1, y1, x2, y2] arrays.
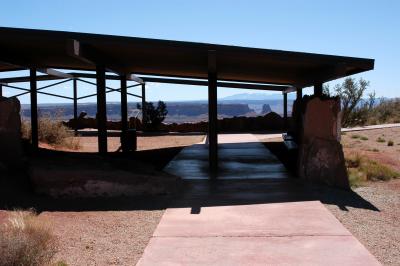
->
[[314, 83, 323, 97], [283, 92, 288, 131], [30, 68, 38, 151], [96, 65, 107, 154], [73, 78, 78, 135], [141, 83, 146, 130], [120, 76, 128, 152], [296, 87, 302, 100], [294, 87, 303, 142], [208, 50, 218, 176]]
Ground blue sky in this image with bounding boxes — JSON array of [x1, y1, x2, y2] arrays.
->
[[0, 1, 399, 104]]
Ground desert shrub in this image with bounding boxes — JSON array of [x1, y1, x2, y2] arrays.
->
[[326, 77, 374, 127], [376, 137, 386, 143], [21, 116, 80, 150], [360, 136, 368, 141], [137, 101, 168, 130], [326, 78, 400, 127], [347, 168, 365, 188], [345, 153, 399, 187], [388, 140, 394, 146], [351, 134, 361, 139], [0, 210, 58, 266], [345, 153, 362, 168], [364, 160, 399, 181]]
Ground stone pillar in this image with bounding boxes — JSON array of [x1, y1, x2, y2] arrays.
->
[[0, 96, 24, 170], [297, 95, 349, 189]]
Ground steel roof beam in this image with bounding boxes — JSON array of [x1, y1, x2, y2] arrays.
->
[[67, 39, 143, 84], [0, 72, 291, 91]]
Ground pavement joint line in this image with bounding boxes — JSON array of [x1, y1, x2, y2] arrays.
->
[[153, 234, 353, 238]]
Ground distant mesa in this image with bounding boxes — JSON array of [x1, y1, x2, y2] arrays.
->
[[220, 92, 295, 101], [167, 103, 252, 117]]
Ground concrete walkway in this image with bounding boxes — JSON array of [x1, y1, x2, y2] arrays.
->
[[138, 134, 380, 265], [342, 123, 400, 132], [138, 201, 379, 266]]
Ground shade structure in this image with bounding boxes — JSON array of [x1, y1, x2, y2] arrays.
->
[[0, 27, 375, 175], [0, 27, 374, 87]]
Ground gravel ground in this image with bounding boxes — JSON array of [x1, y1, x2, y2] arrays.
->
[[42, 210, 165, 265], [325, 179, 400, 266]]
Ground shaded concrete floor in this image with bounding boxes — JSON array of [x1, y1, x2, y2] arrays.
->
[[164, 134, 290, 180], [138, 134, 380, 265]]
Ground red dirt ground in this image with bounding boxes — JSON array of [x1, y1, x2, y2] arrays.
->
[[1, 134, 205, 265], [342, 127, 400, 171], [42, 134, 205, 153]]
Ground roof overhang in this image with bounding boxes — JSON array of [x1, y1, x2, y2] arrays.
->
[[0, 27, 374, 88]]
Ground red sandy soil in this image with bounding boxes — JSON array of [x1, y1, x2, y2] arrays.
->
[[0, 209, 164, 265], [40, 134, 205, 153], [0, 134, 205, 265], [46, 210, 164, 265], [80, 134, 205, 152], [342, 127, 400, 171]]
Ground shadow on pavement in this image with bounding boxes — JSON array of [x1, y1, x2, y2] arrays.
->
[[0, 178, 378, 213], [0, 143, 379, 213]]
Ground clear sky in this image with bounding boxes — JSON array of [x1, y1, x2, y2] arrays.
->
[[0, 0, 399, 104]]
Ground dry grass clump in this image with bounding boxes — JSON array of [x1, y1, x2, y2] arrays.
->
[[0, 210, 58, 266], [22, 115, 80, 150], [346, 153, 399, 187], [350, 134, 369, 141], [376, 136, 386, 143]]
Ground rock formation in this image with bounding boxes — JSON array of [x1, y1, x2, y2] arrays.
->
[[261, 104, 272, 114]]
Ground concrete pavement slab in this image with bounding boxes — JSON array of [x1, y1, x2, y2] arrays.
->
[[138, 235, 380, 266], [154, 201, 351, 238]]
